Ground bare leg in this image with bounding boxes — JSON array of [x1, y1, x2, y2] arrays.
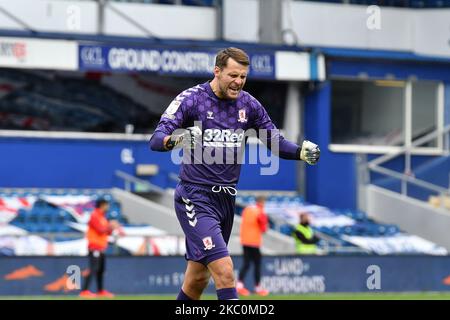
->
[[181, 260, 211, 300], [207, 256, 235, 289]]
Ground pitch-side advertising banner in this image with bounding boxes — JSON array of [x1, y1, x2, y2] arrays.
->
[[2, 256, 450, 295], [0, 37, 78, 70], [78, 44, 277, 79]]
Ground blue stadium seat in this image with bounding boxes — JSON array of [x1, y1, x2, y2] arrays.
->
[[15, 209, 28, 223], [26, 223, 41, 233], [235, 206, 244, 216], [107, 210, 121, 220], [303, 0, 450, 7], [39, 208, 54, 224], [386, 225, 400, 236], [10, 221, 26, 230], [118, 217, 129, 224], [55, 224, 72, 233], [410, 0, 426, 7], [40, 224, 54, 234], [377, 225, 387, 236], [157, 0, 176, 4], [280, 224, 295, 236], [182, 0, 215, 6], [27, 211, 40, 224]]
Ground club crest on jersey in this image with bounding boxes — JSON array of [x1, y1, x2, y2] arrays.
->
[[207, 111, 214, 120], [202, 237, 215, 250], [238, 109, 247, 123]]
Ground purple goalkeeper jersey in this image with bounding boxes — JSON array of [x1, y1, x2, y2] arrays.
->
[[150, 81, 299, 186]]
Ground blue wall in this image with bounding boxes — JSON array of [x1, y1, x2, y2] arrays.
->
[[1, 255, 450, 295], [329, 60, 450, 82], [0, 137, 296, 191], [304, 81, 357, 209]]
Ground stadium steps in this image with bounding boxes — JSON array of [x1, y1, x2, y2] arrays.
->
[[112, 188, 184, 236], [365, 184, 450, 250]]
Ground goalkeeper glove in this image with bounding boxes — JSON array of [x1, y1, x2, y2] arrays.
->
[[300, 140, 320, 165], [165, 126, 202, 150]]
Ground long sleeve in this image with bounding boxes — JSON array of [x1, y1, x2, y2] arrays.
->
[[266, 130, 301, 160], [250, 98, 300, 160], [257, 212, 269, 233], [294, 230, 319, 244], [149, 131, 167, 152], [149, 92, 194, 152]]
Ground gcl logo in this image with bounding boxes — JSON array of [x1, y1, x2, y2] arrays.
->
[[251, 55, 273, 74], [80, 46, 105, 67]]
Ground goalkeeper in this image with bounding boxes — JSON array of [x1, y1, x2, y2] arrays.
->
[[149, 47, 320, 300]]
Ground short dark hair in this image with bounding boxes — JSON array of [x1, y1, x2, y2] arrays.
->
[[256, 195, 266, 204], [215, 47, 250, 69], [95, 199, 108, 208]]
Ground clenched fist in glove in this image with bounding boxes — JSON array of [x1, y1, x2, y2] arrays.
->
[[300, 140, 320, 165], [164, 126, 202, 150]]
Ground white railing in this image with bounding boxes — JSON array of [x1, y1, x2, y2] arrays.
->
[[115, 170, 165, 193], [362, 124, 450, 208]]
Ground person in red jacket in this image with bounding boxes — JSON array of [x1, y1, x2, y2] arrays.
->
[[236, 196, 269, 296], [79, 199, 119, 298]]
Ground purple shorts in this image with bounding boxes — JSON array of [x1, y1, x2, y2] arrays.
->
[[174, 181, 236, 266]]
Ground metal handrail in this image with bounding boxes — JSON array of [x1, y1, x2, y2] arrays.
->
[[369, 124, 450, 168], [370, 166, 450, 196], [366, 124, 450, 199], [168, 172, 181, 183], [114, 170, 165, 194]]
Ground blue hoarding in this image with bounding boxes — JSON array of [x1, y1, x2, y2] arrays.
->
[[0, 137, 296, 190], [1, 255, 450, 296], [78, 44, 275, 79]]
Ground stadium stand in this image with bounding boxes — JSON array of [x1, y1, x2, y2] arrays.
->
[[107, 0, 450, 7], [1, 185, 446, 256], [301, 0, 450, 8], [0, 69, 287, 134], [0, 190, 175, 256], [235, 194, 447, 255], [109, 0, 217, 6], [0, 69, 159, 133]]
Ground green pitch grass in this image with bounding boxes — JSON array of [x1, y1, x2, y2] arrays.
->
[[2, 292, 450, 300]]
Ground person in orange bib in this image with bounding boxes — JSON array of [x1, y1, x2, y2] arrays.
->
[[79, 199, 119, 298], [236, 196, 269, 296]]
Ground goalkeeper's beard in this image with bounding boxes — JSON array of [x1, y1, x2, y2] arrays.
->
[[218, 83, 241, 100]]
